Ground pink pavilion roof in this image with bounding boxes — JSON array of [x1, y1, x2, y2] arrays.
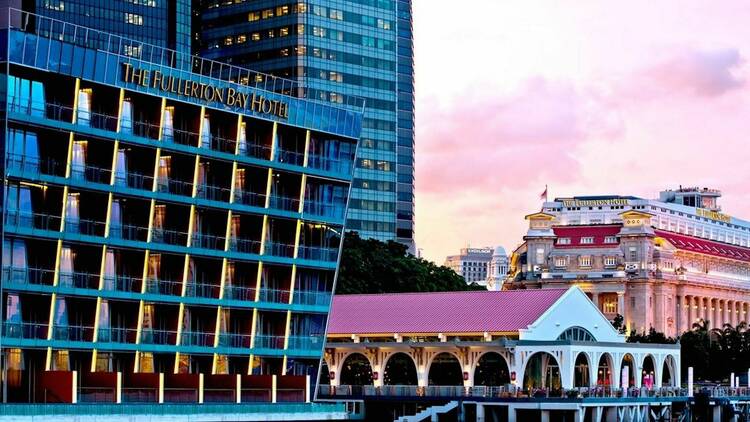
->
[[327, 289, 568, 335]]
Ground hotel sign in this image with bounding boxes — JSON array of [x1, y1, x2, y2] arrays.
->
[[561, 198, 630, 208], [696, 208, 731, 223], [121, 63, 289, 119]]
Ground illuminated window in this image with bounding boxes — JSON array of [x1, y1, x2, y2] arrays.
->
[[329, 72, 342, 82], [267, 30, 275, 38], [262, 9, 274, 19], [280, 27, 290, 37], [581, 237, 594, 244], [280, 48, 290, 57], [556, 237, 571, 245], [294, 3, 307, 13], [248, 12, 260, 21], [297, 24, 305, 35], [602, 296, 618, 313], [251, 33, 260, 41], [125, 13, 143, 25], [224, 36, 233, 46], [329, 9, 343, 20], [579, 256, 592, 268], [313, 27, 326, 37], [43, 0, 65, 11], [377, 19, 391, 30], [604, 256, 617, 267], [276, 5, 289, 15], [604, 236, 617, 243], [237, 35, 247, 44], [554, 257, 567, 268]]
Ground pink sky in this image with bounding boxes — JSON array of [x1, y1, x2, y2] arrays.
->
[[413, 1, 750, 263]]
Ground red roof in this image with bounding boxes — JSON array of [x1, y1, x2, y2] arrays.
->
[[553, 225, 622, 248], [656, 230, 750, 263], [327, 289, 568, 335]]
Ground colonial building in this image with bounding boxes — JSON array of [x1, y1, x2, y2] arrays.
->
[[507, 188, 750, 337], [444, 247, 494, 285]]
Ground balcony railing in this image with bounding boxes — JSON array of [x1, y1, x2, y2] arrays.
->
[[286, 335, 323, 351], [145, 278, 183, 296], [275, 149, 305, 167], [303, 201, 346, 219], [3, 321, 49, 339], [2, 266, 55, 286], [233, 190, 266, 208], [203, 133, 237, 154], [108, 223, 150, 242], [217, 332, 252, 349], [191, 232, 226, 250], [307, 155, 354, 176], [5, 153, 66, 177], [258, 288, 290, 304], [64, 218, 107, 237], [184, 281, 220, 299], [297, 245, 339, 262], [263, 241, 295, 258], [156, 177, 194, 197], [114, 171, 155, 191], [163, 127, 199, 148], [102, 274, 143, 293], [58, 270, 100, 289], [223, 284, 256, 302], [140, 329, 178, 345], [7, 99, 73, 123], [239, 143, 273, 161], [150, 227, 189, 246], [252, 335, 285, 350], [268, 195, 300, 213], [180, 331, 216, 347], [70, 163, 113, 185], [96, 326, 138, 344], [293, 290, 332, 307], [4, 210, 62, 232], [50, 325, 96, 342], [229, 238, 262, 255]]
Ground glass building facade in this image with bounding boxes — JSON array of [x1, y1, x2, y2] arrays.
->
[[0, 9, 361, 404], [194, 0, 416, 251], [14, 0, 192, 55]]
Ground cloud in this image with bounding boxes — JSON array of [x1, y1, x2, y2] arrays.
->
[[416, 78, 622, 196], [623, 48, 745, 100]]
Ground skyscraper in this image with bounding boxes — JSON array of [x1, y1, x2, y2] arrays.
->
[[0, 8, 361, 406], [11, 0, 192, 55], [194, 0, 416, 251]]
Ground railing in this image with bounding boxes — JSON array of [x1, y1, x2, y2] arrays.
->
[[184, 281, 220, 299], [229, 238, 262, 255], [140, 329, 178, 345], [121, 388, 158, 403], [78, 387, 116, 403], [4, 210, 62, 232], [303, 201, 346, 219], [191, 232, 226, 250], [163, 127, 199, 148], [97, 326, 138, 344], [80, 109, 119, 132], [268, 194, 300, 212], [233, 190, 267, 207], [263, 241, 295, 258], [150, 227, 189, 246], [196, 183, 231, 202], [203, 133, 237, 154], [109, 223, 150, 242], [258, 288, 290, 304], [64, 218, 107, 237], [239, 143, 274, 161], [307, 155, 354, 176], [157, 177, 194, 197], [203, 388, 236, 403], [223, 284, 256, 302], [276, 388, 305, 403], [297, 245, 339, 262], [2, 266, 55, 286], [58, 270, 100, 289], [145, 278, 183, 296], [70, 163, 112, 185], [217, 332, 252, 349], [5, 153, 66, 177], [252, 335, 285, 350], [114, 171, 154, 191], [286, 335, 323, 351], [293, 290, 332, 307], [7, 99, 73, 122], [241, 388, 272, 403], [127, 120, 161, 140], [320, 385, 694, 400], [180, 331, 216, 347], [275, 149, 305, 167], [102, 274, 143, 293], [50, 325, 96, 342], [3, 321, 49, 339]]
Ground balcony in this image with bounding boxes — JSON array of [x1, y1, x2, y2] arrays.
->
[[180, 331, 216, 347], [151, 228, 189, 247], [2, 266, 55, 286], [96, 327, 138, 344], [196, 184, 231, 203], [4, 210, 62, 232], [140, 329, 177, 346], [274, 149, 305, 167], [184, 281, 220, 299], [64, 218, 107, 237], [6, 153, 66, 178], [145, 278, 183, 297], [114, 171, 155, 191], [229, 238, 262, 255], [70, 163, 112, 185], [217, 332, 252, 349], [3, 321, 49, 340], [297, 245, 339, 263], [307, 155, 353, 176], [191, 232, 226, 251], [257, 288, 290, 304], [303, 201, 346, 220], [233, 190, 266, 208], [223, 285, 256, 302], [268, 195, 300, 213], [263, 242, 295, 259], [156, 177, 194, 198], [287, 335, 323, 352], [293, 290, 332, 307], [252, 335, 285, 350], [7, 100, 73, 124]]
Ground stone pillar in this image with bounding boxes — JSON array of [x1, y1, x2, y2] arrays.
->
[[617, 292, 625, 320], [713, 299, 721, 330], [698, 297, 707, 323], [679, 296, 688, 333], [723, 300, 730, 328], [731, 301, 738, 327], [686, 295, 694, 328], [591, 293, 600, 311]]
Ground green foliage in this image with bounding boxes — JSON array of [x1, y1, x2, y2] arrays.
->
[[335, 232, 485, 294], [622, 319, 750, 382]]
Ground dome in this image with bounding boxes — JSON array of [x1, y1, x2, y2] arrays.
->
[[493, 246, 507, 257]]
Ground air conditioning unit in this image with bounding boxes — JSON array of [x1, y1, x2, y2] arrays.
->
[[625, 263, 639, 272]]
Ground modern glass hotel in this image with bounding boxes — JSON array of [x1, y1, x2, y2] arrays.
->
[[0, 10, 362, 404]]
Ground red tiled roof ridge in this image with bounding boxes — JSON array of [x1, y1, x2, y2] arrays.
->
[[655, 229, 750, 252]]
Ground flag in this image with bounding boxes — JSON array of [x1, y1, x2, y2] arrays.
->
[[540, 185, 548, 201]]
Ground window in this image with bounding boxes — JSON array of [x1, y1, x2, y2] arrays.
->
[[554, 257, 567, 268], [604, 236, 617, 244], [604, 256, 617, 267], [628, 247, 638, 261], [536, 248, 545, 265], [581, 237, 594, 244], [556, 237, 571, 245], [557, 327, 596, 342], [248, 12, 260, 21], [579, 256, 592, 268], [262, 9, 274, 19], [125, 13, 143, 25], [602, 296, 617, 313]]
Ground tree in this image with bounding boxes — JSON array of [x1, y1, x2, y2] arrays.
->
[[335, 231, 485, 294]]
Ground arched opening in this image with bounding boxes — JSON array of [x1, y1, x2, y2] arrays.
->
[[662, 355, 676, 387], [428, 353, 463, 386], [641, 355, 656, 389], [319, 361, 330, 385], [339, 353, 373, 386], [620, 354, 635, 388], [574, 353, 590, 387], [522, 352, 561, 391], [597, 353, 613, 386], [557, 327, 596, 342], [473, 352, 510, 386], [383, 353, 418, 385]]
